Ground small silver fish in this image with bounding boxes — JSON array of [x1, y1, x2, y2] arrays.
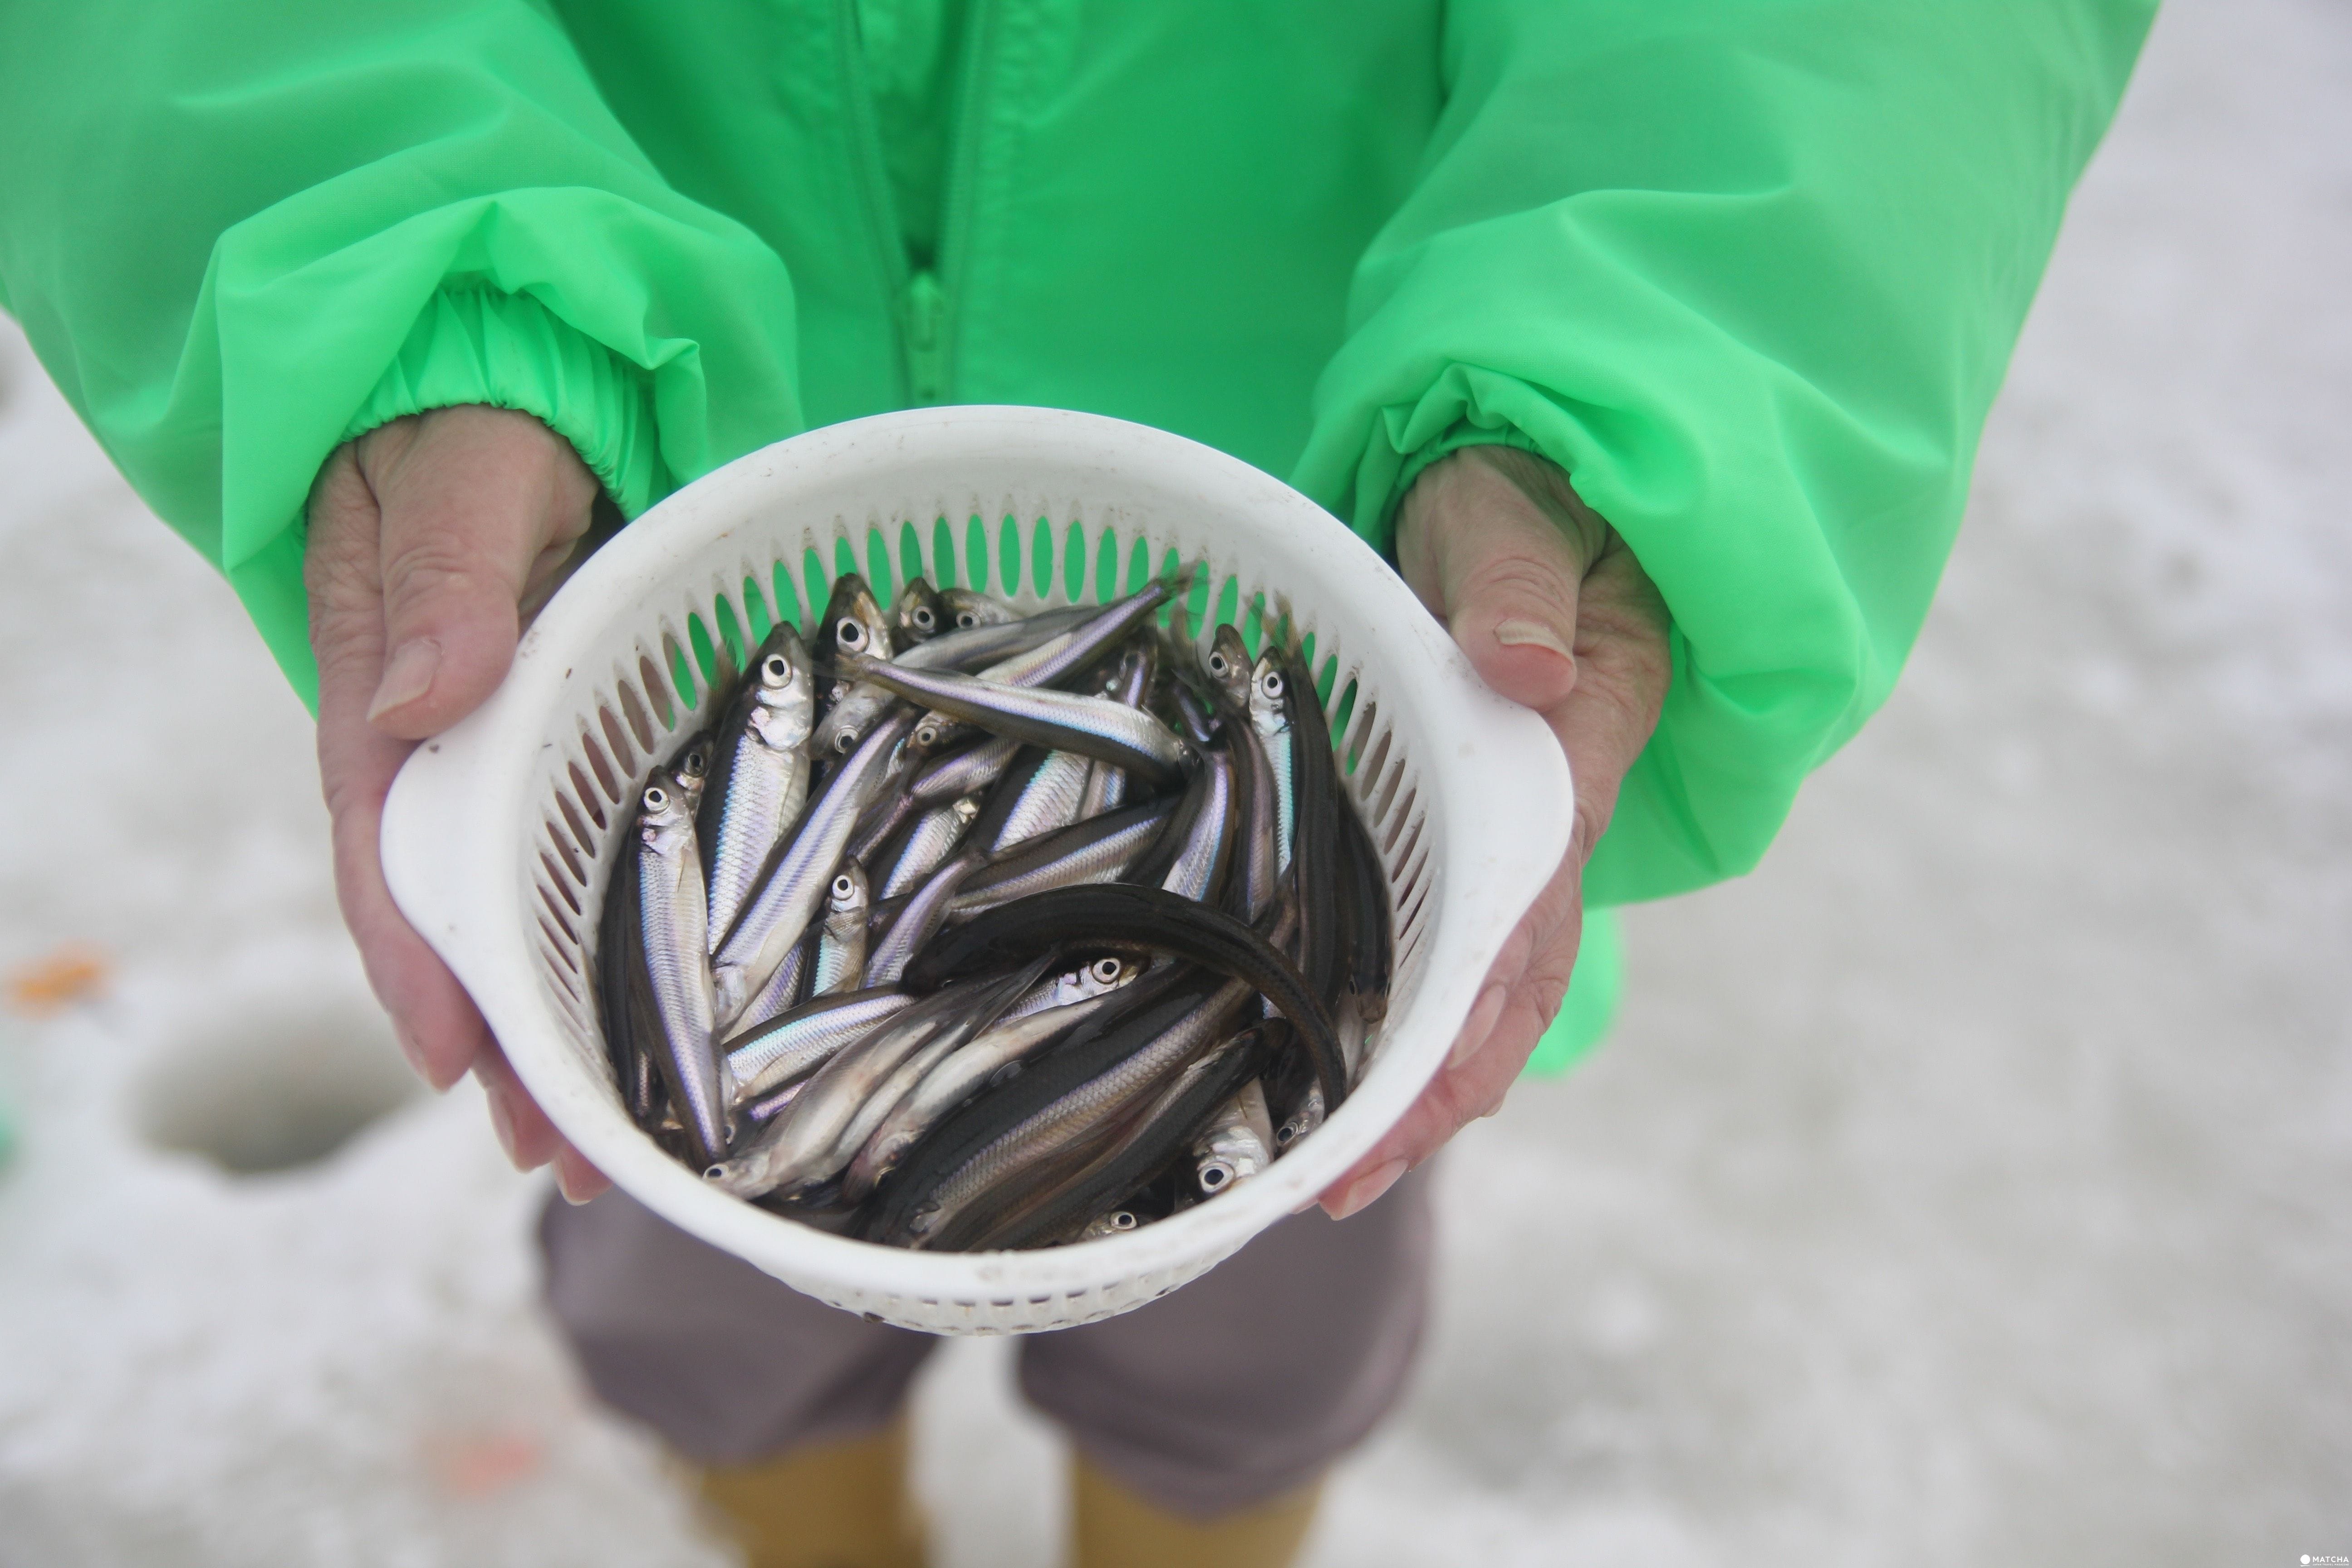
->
[[908, 979, 1253, 1246], [866, 849, 984, 987], [670, 733, 714, 816], [895, 577, 944, 644], [842, 957, 1144, 1200], [990, 749, 1093, 851], [733, 921, 818, 1034], [723, 985, 915, 1107], [1192, 1077, 1274, 1195], [637, 770, 728, 1167], [1274, 1083, 1324, 1150], [1077, 645, 1155, 820], [712, 710, 915, 1029], [883, 794, 983, 898], [909, 583, 1171, 751], [1159, 749, 1234, 902], [704, 625, 814, 948], [812, 863, 870, 996], [947, 805, 1173, 919], [1203, 625, 1253, 707], [843, 655, 1191, 784], [1248, 651, 1296, 875], [908, 735, 1023, 804], [998, 955, 1143, 1021], [719, 975, 1019, 1199], [939, 588, 1021, 631]]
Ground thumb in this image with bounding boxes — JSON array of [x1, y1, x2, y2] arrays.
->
[[1396, 448, 1607, 713], [360, 407, 599, 739]]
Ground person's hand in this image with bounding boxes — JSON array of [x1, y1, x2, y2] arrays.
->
[[306, 405, 613, 1201], [1318, 446, 1671, 1218]]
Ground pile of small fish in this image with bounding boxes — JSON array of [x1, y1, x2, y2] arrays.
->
[[594, 569, 1390, 1250]]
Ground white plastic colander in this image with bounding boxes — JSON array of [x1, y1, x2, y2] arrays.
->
[[381, 406, 1572, 1335]]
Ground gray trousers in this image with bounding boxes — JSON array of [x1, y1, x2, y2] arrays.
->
[[537, 1166, 1433, 1518]]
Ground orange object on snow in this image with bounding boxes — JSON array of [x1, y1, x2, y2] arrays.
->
[[4, 944, 110, 1015]]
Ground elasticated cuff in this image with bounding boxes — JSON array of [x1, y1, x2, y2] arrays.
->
[[343, 285, 665, 517], [1384, 416, 1548, 536]]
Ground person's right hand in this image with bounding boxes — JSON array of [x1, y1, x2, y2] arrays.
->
[[305, 405, 612, 1200]]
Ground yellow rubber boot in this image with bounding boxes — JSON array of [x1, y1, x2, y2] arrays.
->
[[1070, 1457, 1321, 1568], [697, 1419, 926, 1568]]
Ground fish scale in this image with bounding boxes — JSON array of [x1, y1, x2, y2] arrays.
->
[[990, 749, 1093, 850], [724, 987, 914, 1105], [883, 795, 983, 898]]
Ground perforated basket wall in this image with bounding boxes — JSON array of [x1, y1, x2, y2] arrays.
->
[[383, 407, 1571, 1335]]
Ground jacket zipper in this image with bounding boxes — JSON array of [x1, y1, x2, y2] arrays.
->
[[837, 0, 997, 408], [901, 270, 948, 404]]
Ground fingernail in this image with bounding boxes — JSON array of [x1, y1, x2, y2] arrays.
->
[[368, 638, 441, 722], [484, 1088, 523, 1166], [554, 1150, 599, 1205], [1449, 984, 1509, 1068], [1324, 1158, 1408, 1221], [1492, 619, 1571, 659]]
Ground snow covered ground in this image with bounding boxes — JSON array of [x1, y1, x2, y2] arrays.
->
[[1, 0, 2345, 1561]]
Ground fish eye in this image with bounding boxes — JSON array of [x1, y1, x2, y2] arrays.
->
[[1091, 957, 1123, 984], [912, 605, 936, 630], [836, 617, 866, 650], [763, 654, 790, 682], [1208, 652, 1229, 675], [1274, 1122, 1297, 1146], [1262, 671, 1284, 697], [643, 785, 667, 809], [1200, 1164, 1230, 1191], [682, 748, 707, 774], [956, 609, 980, 629], [833, 874, 856, 898], [1109, 1211, 1137, 1231]]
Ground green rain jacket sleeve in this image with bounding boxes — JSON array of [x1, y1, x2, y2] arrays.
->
[[1297, 0, 2155, 907], [0, 0, 803, 709]]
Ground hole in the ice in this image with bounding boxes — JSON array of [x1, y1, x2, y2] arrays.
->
[[136, 996, 421, 1175]]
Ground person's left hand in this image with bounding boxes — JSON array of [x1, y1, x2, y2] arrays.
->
[[1318, 446, 1672, 1219]]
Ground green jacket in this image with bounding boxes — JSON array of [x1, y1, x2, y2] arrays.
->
[[0, 0, 2149, 921]]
